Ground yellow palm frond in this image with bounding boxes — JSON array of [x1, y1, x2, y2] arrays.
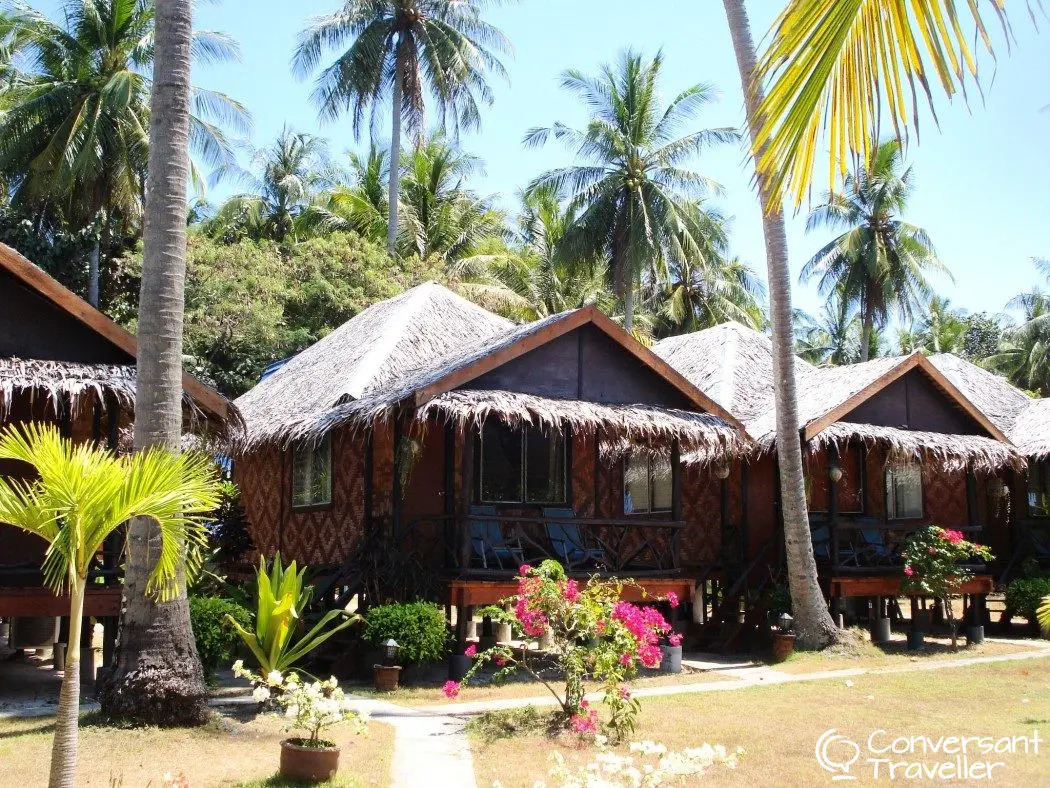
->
[[753, 0, 1016, 209]]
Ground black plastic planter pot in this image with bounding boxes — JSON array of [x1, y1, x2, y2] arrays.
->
[[906, 629, 925, 651], [448, 653, 473, 681], [870, 617, 892, 644], [967, 625, 985, 646]]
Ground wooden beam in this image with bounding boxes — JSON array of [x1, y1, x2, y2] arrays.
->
[[0, 587, 121, 617], [0, 242, 232, 423]]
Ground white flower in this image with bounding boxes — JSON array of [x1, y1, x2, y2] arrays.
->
[[267, 669, 284, 686], [252, 686, 271, 703], [285, 704, 299, 719], [232, 659, 244, 673]]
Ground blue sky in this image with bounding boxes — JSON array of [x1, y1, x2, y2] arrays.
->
[[38, 0, 1050, 323]]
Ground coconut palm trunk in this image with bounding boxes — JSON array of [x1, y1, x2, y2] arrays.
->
[[721, 0, 839, 649], [97, 0, 209, 724], [48, 575, 84, 788], [386, 44, 404, 254], [860, 306, 873, 362]]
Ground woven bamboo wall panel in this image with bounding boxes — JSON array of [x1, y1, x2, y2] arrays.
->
[[923, 468, 968, 527], [571, 431, 596, 517], [372, 419, 395, 522], [680, 464, 722, 566], [235, 448, 282, 557]]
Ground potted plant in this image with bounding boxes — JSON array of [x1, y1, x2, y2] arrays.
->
[[235, 664, 367, 782], [362, 601, 450, 686], [771, 613, 795, 662], [901, 526, 994, 651]]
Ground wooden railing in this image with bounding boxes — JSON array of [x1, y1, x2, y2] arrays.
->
[[812, 518, 987, 574], [398, 513, 685, 578]]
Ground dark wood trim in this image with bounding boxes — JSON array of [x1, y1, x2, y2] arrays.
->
[[458, 427, 475, 570], [91, 401, 102, 446], [392, 412, 404, 537], [594, 427, 601, 517], [966, 470, 978, 527], [671, 439, 682, 521], [105, 390, 119, 451], [364, 427, 374, 534]]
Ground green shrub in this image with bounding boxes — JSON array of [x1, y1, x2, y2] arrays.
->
[[190, 596, 252, 679], [362, 601, 450, 664], [1005, 577, 1050, 623]]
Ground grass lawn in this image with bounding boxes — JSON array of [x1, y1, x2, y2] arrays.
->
[[469, 656, 1050, 787], [0, 708, 394, 787], [352, 667, 734, 707], [774, 630, 1037, 674]]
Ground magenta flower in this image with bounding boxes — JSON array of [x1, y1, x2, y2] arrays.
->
[[442, 680, 461, 700], [619, 687, 631, 700], [619, 652, 634, 667], [518, 564, 532, 575], [562, 579, 580, 603], [943, 530, 964, 545], [903, 565, 914, 577], [667, 591, 680, 608], [464, 644, 477, 657], [638, 644, 662, 668], [668, 632, 682, 647], [570, 708, 598, 735]]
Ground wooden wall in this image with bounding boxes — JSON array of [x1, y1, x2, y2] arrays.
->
[[0, 269, 131, 363], [464, 325, 694, 409], [841, 369, 985, 435]]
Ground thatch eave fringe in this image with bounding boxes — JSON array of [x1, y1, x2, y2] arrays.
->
[[809, 422, 1025, 474]]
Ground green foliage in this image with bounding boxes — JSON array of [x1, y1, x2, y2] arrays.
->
[[362, 601, 451, 665], [1005, 577, 1050, 624], [189, 596, 252, 680], [179, 232, 443, 396], [228, 554, 359, 674], [901, 526, 994, 632]]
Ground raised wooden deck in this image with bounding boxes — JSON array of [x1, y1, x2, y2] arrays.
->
[[0, 587, 122, 617], [448, 576, 695, 608], [829, 574, 994, 599]]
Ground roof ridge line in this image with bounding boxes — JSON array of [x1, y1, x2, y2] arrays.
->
[[341, 282, 438, 401]]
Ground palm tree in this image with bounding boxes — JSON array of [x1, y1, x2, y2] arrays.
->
[[794, 294, 860, 366], [800, 140, 949, 361], [0, 424, 220, 788], [203, 128, 344, 243], [985, 259, 1050, 395], [97, 0, 208, 726], [752, 0, 1020, 208], [292, 0, 511, 254], [652, 203, 766, 336], [916, 296, 966, 354], [323, 142, 390, 244], [524, 50, 738, 333], [398, 134, 505, 265], [0, 0, 247, 305], [721, 0, 841, 649]]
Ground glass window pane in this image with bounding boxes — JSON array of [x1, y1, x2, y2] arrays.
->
[[292, 445, 311, 507], [481, 421, 523, 502], [1029, 461, 1050, 517], [312, 435, 332, 505], [652, 455, 673, 511], [625, 454, 650, 513], [887, 465, 922, 520], [525, 428, 565, 504]]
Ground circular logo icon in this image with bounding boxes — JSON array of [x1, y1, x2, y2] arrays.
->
[[816, 729, 861, 780]]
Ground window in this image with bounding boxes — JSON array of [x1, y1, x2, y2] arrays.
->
[[624, 454, 673, 514], [1029, 460, 1050, 518], [292, 434, 332, 508], [478, 421, 565, 504], [885, 464, 923, 520]]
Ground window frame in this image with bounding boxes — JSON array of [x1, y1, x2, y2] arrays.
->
[[291, 433, 333, 510], [623, 453, 674, 516], [476, 422, 568, 506], [884, 463, 924, 522], [1027, 459, 1050, 519]]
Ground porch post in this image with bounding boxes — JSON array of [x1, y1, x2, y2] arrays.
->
[[458, 426, 474, 572], [966, 469, 978, 528], [392, 411, 404, 538], [829, 444, 840, 573], [671, 439, 682, 571]]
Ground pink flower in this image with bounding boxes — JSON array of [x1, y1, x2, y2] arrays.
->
[[638, 644, 662, 669], [666, 592, 680, 609], [903, 565, 915, 577], [494, 654, 507, 667], [928, 547, 938, 555], [668, 632, 682, 647], [518, 564, 532, 575], [562, 579, 580, 603], [943, 530, 964, 545], [619, 652, 634, 667], [570, 708, 598, 735], [464, 644, 477, 657], [619, 687, 631, 700], [442, 680, 461, 700]]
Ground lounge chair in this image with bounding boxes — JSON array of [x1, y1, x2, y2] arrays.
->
[[543, 507, 604, 567], [469, 505, 523, 570]]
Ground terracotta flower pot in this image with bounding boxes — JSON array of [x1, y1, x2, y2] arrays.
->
[[771, 632, 795, 663], [280, 738, 340, 783], [373, 664, 402, 692]]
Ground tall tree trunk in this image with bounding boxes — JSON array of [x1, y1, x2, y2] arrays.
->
[[48, 578, 84, 788], [722, 0, 840, 649], [87, 237, 100, 308], [860, 308, 873, 361], [623, 282, 634, 334], [97, 0, 208, 725], [386, 44, 404, 254]]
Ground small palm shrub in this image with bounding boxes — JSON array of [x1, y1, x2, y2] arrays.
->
[[362, 601, 450, 665], [189, 596, 251, 680], [1005, 577, 1050, 624]]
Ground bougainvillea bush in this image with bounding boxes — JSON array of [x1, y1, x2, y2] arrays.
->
[[448, 560, 681, 741], [900, 526, 993, 648]]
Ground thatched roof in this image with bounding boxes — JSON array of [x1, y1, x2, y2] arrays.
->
[[654, 322, 815, 430], [1012, 399, 1050, 460], [928, 354, 1032, 436], [811, 421, 1024, 474], [234, 281, 514, 444], [0, 357, 216, 430], [417, 389, 747, 466], [234, 285, 747, 456]]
